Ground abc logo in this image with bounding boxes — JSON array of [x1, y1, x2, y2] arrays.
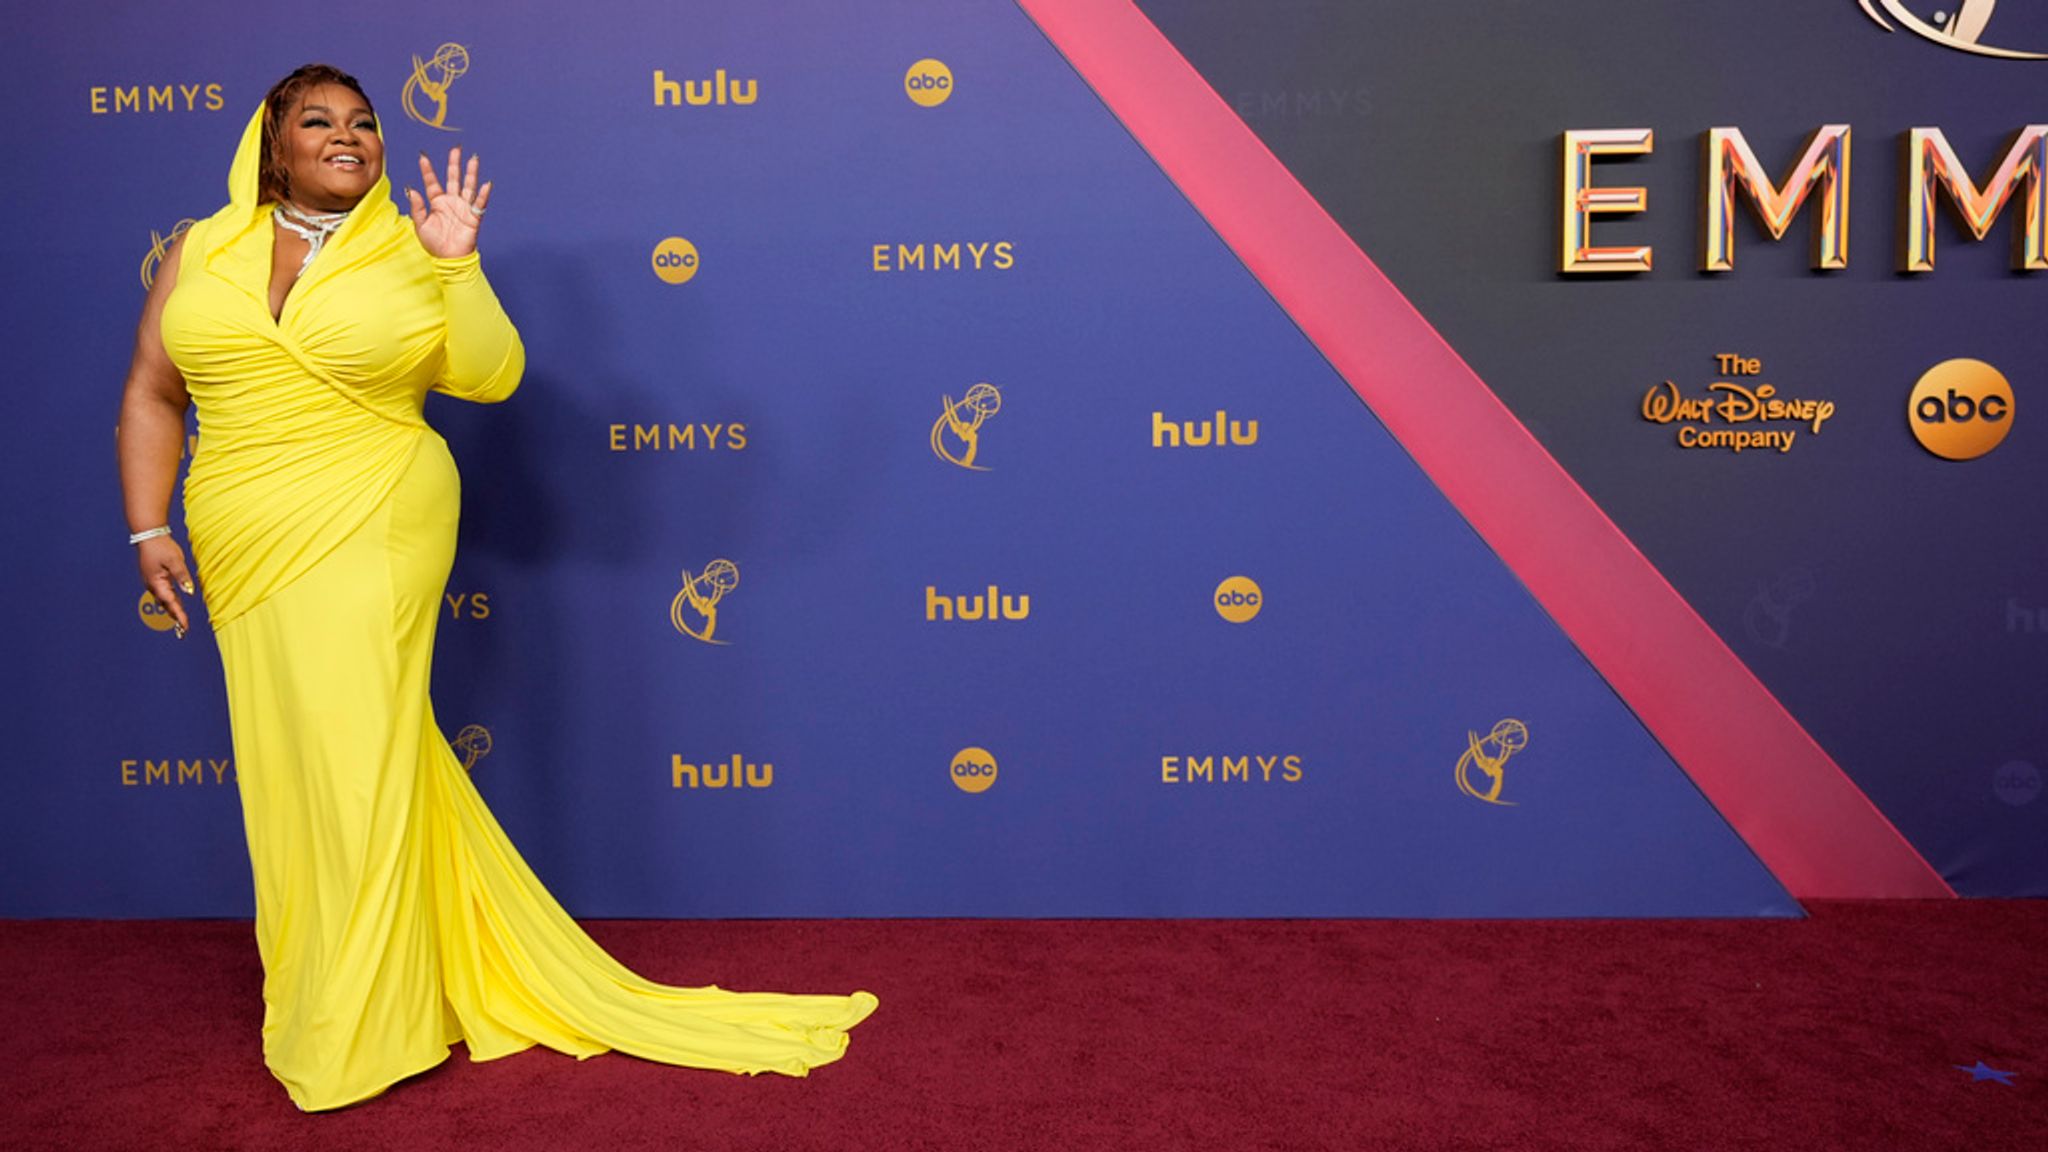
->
[[904, 58, 953, 107], [1908, 359, 2013, 460], [650, 236, 700, 285], [950, 746, 997, 794], [1994, 760, 2041, 807], [1214, 576, 1263, 624], [137, 591, 176, 633]]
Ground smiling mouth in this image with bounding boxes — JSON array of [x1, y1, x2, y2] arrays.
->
[[325, 155, 365, 169]]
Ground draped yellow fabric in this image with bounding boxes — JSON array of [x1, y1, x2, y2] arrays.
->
[[160, 106, 876, 1112]]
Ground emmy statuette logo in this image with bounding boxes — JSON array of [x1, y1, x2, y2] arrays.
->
[[1744, 568, 1817, 650], [905, 59, 954, 106], [652, 237, 701, 284], [403, 43, 470, 130], [932, 383, 1002, 470], [672, 559, 740, 644], [1859, 1, 2048, 59], [1909, 359, 2014, 459], [452, 725, 492, 771], [951, 747, 998, 793], [140, 219, 197, 289], [1456, 719, 1530, 806]]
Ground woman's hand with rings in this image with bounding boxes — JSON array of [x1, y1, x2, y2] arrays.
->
[[137, 535, 196, 639], [406, 146, 492, 259]]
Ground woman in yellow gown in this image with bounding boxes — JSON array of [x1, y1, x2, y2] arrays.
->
[[115, 65, 876, 1112]]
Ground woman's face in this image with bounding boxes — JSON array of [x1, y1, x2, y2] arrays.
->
[[279, 82, 383, 211]]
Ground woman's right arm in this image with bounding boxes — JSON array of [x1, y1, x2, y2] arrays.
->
[[116, 233, 197, 638]]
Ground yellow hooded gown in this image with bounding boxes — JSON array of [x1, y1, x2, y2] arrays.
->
[[159, 106, 876, 1112]]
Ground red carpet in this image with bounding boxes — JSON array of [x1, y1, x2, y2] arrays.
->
[[3, 903, 2041, 1150]]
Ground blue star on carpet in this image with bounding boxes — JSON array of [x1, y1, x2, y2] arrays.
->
[[1952, 1061, 2016, 1085]]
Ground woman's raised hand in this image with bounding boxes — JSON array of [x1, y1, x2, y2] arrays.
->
[[406, 147, 492, 259]]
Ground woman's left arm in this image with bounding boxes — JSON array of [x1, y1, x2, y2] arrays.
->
[[409, 147, 524, 403]]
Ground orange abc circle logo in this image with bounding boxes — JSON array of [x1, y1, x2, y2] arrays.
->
[[651, 236, 700, 284], [950, 746, 998, 794], [905, 58, 953, 107], [137, 591, 176, 632], [1214, 576, 1263, 623], [1908, 359, 2013, 461]]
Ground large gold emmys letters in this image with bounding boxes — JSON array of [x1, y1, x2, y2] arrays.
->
[[1562, 125, 2048, 272]]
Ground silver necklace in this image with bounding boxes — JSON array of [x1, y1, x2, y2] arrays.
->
[[274, 202, 349, 274]]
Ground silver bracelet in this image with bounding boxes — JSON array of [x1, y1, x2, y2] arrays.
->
[[128, 526, 172, 545]]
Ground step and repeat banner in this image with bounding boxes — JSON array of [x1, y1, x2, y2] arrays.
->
[[1, 1, 2035, 917], [1129, 0, 2046, 897]]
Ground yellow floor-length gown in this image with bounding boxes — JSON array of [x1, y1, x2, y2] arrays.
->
[[159, 106, 876, 1112]]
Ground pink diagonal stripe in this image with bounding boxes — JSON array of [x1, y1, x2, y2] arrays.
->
[[1020, 0, 1950, 899]]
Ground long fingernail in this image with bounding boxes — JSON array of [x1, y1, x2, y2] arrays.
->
[[180, 580, 194, 594], [173, 624, 186, 639]]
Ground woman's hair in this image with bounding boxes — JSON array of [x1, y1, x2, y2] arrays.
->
[[257, 64, 374, 205]]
